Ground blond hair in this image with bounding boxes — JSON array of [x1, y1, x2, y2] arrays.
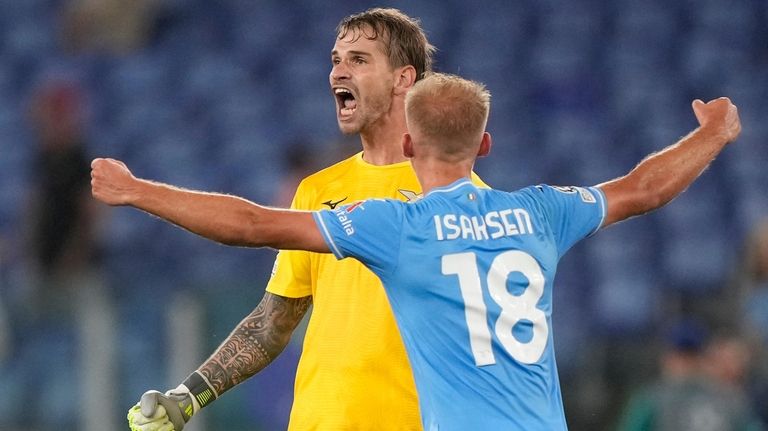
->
[[336, 8, 436, 81], [405, 73, 491, 160]]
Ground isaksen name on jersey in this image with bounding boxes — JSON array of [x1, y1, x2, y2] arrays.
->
[[433, 208, 534, 241]]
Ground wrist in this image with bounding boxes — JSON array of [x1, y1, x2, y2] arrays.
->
[[697, 124, 734, 146], [180, 371, 218, 412], [130, 178, 156, 207]]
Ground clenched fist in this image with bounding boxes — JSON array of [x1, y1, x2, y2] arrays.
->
[[692, 97, 741, 144], [90, 158, 141, 206]]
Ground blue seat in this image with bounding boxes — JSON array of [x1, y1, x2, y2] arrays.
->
[[182, 54, 250, 100], [734, 186, 768, 234], [113, 286, 170, 405], [4, 14, 55, 58], [653, 178, 734, 291], [680, 31, 752, 90], [689, 0, 756, 45], [592, 270, 658, 334], [108, 54, 174, 104], [660, 230, 732, 292], [2, 323, 78, 430]]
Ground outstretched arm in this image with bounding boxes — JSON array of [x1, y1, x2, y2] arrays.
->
[[598, 97, 741, 227], [91, 158, 329, 253]]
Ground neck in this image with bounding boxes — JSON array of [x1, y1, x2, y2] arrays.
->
[[359, 99, 409, 166], [413, 158, 473, 195]]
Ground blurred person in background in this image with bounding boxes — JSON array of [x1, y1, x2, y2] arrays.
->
[[0, 236, 9, 365], [25, 78, 98, 314], [734, 219, 768, 336], [731, 218, 768, 425], [705, 333, 752, 392], [616, 319, 763, 431], [16, 77, 116, 431], [703, 332, 767, 425], [60, 0, 161, 54]]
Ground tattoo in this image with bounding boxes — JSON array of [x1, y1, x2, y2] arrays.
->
[[198, 292, 312, 396]]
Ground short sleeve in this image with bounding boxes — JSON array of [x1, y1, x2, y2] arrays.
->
[[313, 199, 403, 275], [266, 249, 313, 297], [530, 185, 606, 256], [265, 180, 314, 298]]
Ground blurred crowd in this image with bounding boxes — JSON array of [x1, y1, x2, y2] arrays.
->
[[0, 0, 767, 430]]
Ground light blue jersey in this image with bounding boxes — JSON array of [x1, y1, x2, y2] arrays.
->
[[313, 179, 606, 430]]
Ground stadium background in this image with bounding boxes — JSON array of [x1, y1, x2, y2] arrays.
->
[[0, 0, 767, 430]]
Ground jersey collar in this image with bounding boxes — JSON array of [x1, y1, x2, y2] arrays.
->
[[425, 178, 474, 197]]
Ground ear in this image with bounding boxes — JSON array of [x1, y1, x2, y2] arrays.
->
[[477, 132, 492, 158], [393, 66, 417, 97], [402, 133, 414, 158]]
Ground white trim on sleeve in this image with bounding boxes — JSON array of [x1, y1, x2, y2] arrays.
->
[[312, 212, 345, 259]]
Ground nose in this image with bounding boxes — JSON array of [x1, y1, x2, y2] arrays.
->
[[330, 61, 350, 82]]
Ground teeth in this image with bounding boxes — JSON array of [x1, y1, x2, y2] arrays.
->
[[335, 88, 351, 95]]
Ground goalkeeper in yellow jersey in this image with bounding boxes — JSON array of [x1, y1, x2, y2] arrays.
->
[[124, 7, 485, 431]]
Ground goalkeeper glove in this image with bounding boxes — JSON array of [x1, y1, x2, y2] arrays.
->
[[127, 401, 174, 431], [127, 371, 217, 431]]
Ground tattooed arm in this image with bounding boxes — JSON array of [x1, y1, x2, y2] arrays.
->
[[198, 292, 312, 395], [128, 292, 312, 431]]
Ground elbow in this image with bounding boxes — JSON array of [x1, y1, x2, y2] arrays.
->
[[605, 163, 695, 225], [637, 178, 681, 214], [218, 207, 269, 248], [604, 180, 667, 225], [240, 210, 271, 248], [639, 189, 667, 214], [626, 183, 665, 218]]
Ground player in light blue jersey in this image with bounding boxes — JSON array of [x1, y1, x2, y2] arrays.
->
[[91, 73, 740, 430], [314, 182, 605, 430]]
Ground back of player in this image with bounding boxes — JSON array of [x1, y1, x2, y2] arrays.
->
[[315, 179, 606, 430]]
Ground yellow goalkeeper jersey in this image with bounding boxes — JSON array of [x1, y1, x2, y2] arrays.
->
[[267, 151, 486, 430]]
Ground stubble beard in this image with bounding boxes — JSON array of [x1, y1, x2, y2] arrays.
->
[[356, 94, 393, 136]]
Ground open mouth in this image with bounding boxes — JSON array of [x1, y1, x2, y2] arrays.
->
[[334, 87, 357, 117]]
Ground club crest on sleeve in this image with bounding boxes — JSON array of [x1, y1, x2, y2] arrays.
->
[[552, 186, 577, 194], [577, 187, 596, 203], [552, 185, 596, 204]]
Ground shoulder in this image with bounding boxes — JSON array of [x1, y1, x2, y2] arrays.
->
[[351, 198, 406, 225], [292, 152, 361, 200], [475, 184, 540, 202], [522, 184, 599, 201], [360, 197, 404, 212], [299, 152, 361, 188]]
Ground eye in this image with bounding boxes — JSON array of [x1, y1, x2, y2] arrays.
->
[[353, 56, 366, 64], [332, 56, 341, 65]]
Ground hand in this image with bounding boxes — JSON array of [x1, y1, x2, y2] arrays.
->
[[127, 387, 196, 431], [127, 402, 174, 431], [692, 97, 741, 143], [90, 158, 140, 206]]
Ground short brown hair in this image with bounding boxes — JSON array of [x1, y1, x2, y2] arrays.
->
[[405, 73, 491, 159], [336, 8, 435, 81]]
